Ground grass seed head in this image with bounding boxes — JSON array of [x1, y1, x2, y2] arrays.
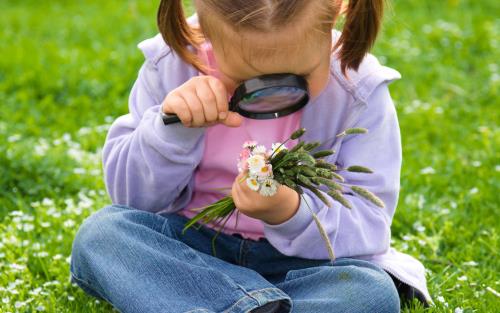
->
[[346, 165, 373, 173], [312, 150, 335, 158], [351, 186, 385, 208], [327, 190, 353, 209], [290, 128, 306, 140]]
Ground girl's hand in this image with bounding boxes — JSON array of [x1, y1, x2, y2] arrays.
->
[[231, 171, 300, 225], [161, 76, 243, 128]]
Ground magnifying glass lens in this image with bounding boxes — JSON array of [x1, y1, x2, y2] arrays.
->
[[238, 86, 307, 113]]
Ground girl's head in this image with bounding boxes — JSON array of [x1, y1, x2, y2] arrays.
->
[[158, 0, 384, 97]]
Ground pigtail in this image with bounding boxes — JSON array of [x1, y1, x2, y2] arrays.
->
[[334, 0, 385, 75], [157, 0, 208, 73]]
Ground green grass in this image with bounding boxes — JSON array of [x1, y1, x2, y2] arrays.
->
[[0, 0, 498, 312]]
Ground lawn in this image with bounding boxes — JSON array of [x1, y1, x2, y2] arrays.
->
[[0, 0, 498, 312]]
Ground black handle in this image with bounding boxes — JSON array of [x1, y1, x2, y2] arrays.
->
[[161, 112, 182, 125]]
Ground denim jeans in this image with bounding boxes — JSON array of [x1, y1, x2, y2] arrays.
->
[[70, 204, 400, 313]]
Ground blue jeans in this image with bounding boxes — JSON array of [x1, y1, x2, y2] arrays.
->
[[70, 205, 400, 313]]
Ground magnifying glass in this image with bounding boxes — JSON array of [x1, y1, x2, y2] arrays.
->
[[161, 73, 310, 125]]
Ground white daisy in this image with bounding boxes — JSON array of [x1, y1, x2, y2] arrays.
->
[[259, 178, 278, 197], [256, 164, 273, 178], [253, 145, 267, 155], [247, 154, 266, 173], [246, 177, 260, 191]]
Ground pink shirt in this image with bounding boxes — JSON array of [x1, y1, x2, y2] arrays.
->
[[176, 41, 303, 240]]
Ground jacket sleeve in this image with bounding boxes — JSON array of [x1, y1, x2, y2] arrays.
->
[[101, 57, 206, 213], [262, 82, 402, 259]]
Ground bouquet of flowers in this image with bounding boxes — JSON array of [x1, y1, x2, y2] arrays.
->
[[182, 127, 385, 261]]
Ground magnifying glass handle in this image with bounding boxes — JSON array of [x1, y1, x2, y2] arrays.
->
[[161, 111, 182, 125], [161, 101, 237, 125]]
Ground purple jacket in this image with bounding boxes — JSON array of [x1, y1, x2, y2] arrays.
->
[[102, 14, 431, 303]]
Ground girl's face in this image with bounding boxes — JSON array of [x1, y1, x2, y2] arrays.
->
[[210, 26, 332, 101]]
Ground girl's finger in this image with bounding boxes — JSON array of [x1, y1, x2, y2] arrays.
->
[[222, 112, 243, 128], [195, 80, 219, 123], [180, 90, 205, 127], [207, 77, 229, 120], [231, 180, 239, 204], [168, 95, 192, 126]]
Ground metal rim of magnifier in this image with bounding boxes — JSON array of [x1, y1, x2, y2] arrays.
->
[[229, 73, 310, 120], [161, 73, 309, 125]]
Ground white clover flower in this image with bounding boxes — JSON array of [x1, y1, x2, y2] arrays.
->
[[42, 198, 54, 207], [62, 133, 71, 142], [8, 134, 21, 142], [246, 177, 260, 191], [412, 221, 425, 233], [53, 254, 63, 261], [259, 179, 278, 197], [22, 215, 34, 222], [420, 166, 435, 175], [15, 301, 25, 308], [73, 168, 86, 175], [29, 287, 42, 296], [10, 263, 26, 272], [63, 219, 76, 228], [90, 169, 100, 176], [22, 223, 35, 232], [43, 280, 60, 287], [36, 251, 49, 258], [34, 140, 49, 156]]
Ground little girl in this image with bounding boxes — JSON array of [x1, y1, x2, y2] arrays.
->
[[70, 1, 432, 312]]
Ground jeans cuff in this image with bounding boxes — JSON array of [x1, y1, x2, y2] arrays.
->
[[225, 287, 292, 313]]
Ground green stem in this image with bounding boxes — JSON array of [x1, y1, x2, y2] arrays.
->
[[211, 207, 236, 257], [268, 138, 291, 159]]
